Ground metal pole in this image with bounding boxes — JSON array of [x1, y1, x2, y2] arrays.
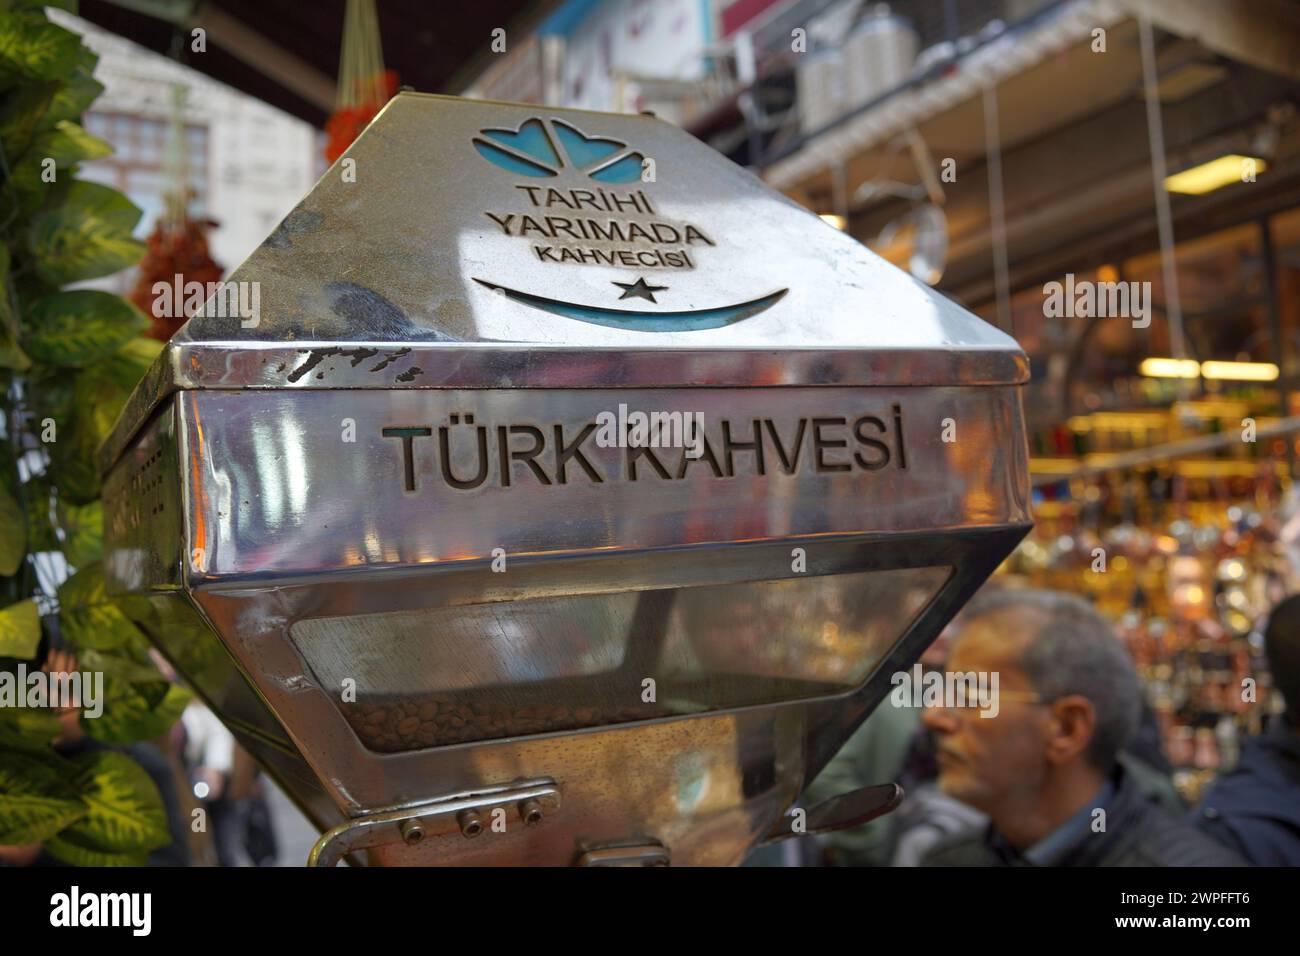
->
[[1138, 14, 1186, 362], [832, 161, 849, 225], [982, 84, 1011, 336]]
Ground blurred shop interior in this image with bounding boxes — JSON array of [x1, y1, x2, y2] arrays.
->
[[71, 0, 1300, 809]]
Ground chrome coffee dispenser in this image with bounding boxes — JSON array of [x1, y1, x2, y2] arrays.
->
[[100, 93, 1031, 866]]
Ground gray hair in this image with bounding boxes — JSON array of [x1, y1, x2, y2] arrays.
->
[[961, 588, 1142, 772]]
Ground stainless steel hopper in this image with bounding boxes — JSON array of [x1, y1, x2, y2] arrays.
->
[[100, 93, 1031, 866]]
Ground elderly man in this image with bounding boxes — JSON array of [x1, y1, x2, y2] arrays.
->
[[920, 589, 1242, 866]]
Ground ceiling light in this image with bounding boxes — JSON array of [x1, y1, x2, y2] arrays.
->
[[1139, 358, 1200, 378], [1165, 155, 1266, 195], [1200, 360, 1278, 381]]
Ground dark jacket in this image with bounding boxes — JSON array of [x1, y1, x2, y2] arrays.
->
[[1196, 718, 1300, 866], [921, 763, 1245, 867]]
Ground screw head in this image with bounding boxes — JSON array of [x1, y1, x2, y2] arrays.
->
[[400, 819, 425, 845], [458, 809, 485, 838], [519, 798, 544, 827]]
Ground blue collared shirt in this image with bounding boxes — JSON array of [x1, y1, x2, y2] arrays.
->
[[988, 780, 1116, 866]]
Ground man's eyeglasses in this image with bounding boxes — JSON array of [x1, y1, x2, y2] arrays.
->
[[925, 687, 1048, 713]]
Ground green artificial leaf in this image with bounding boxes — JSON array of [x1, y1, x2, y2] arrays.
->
[[15, 1, 80, 16], [43, 46, 102, 129], [46, 411, 101, 502], [135, 678, 168, 710], [27, 180, 145, 285], [0, 482, 25, 575], [45, 830, 148, 867], [0, 10, 81, 87], [23, 290, 146, 367], [22, 475, 58, 552], [57, 562, 140, 650], [59, 748, 167, 852], [84, 679, 190, 745], [0, 78, 56, 157], [0, 43, 99, 162], [89, 336, 164, 393], [77, 337, 162, 436], [27, 370, 99, 503], [77, 646, 165, 685], [0, 337, 31, 371], [0, 245, 17, 338], [44, 338, 165, 502], [5, 121, 113, 214], [59, 499, 102, 567], [28, 334, 154, 501], [41, 119, 112, 164], [0, 598, 40, 658], [0, 706, 64, 754], [0, 749, 85, 844], [0, 246, 31, 371], [0, 439, 18, 500]]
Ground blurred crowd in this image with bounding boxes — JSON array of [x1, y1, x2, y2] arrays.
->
[[6, 583, 1299, 869], [751, 585, 1300, 867]]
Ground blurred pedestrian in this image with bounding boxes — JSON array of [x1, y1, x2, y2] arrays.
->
[[920, 589, 1242, 866], [181, 701, 240, 865], [1195, 593, 1300, 865]]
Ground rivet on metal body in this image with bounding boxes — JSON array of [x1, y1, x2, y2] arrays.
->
[[519, 798, 544, 826], [400, 819, 425, 845], [458, 809, 485, 838]]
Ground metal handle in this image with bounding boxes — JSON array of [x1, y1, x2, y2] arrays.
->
[[760, 782, 903, 845], [308, 780, 560, 866]]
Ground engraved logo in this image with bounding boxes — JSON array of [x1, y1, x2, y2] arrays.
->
[[473, 117, 646, 183], [472, 116, 788, 330]]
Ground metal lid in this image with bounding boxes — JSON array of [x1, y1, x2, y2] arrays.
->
[[101, 92, 1025, 471]]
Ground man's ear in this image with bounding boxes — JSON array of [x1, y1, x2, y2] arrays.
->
[[1045, 694, 1097, 766]]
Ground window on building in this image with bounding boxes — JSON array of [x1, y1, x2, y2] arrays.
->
[[78, 112, 210, 293]]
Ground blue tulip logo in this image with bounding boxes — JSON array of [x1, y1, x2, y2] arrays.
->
[[473, 117, 646, 183]]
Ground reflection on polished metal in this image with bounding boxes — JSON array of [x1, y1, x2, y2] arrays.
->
[[100, 93, 1031, 866]]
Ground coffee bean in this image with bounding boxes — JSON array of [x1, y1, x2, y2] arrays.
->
[[342, 694, 669, 752]]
